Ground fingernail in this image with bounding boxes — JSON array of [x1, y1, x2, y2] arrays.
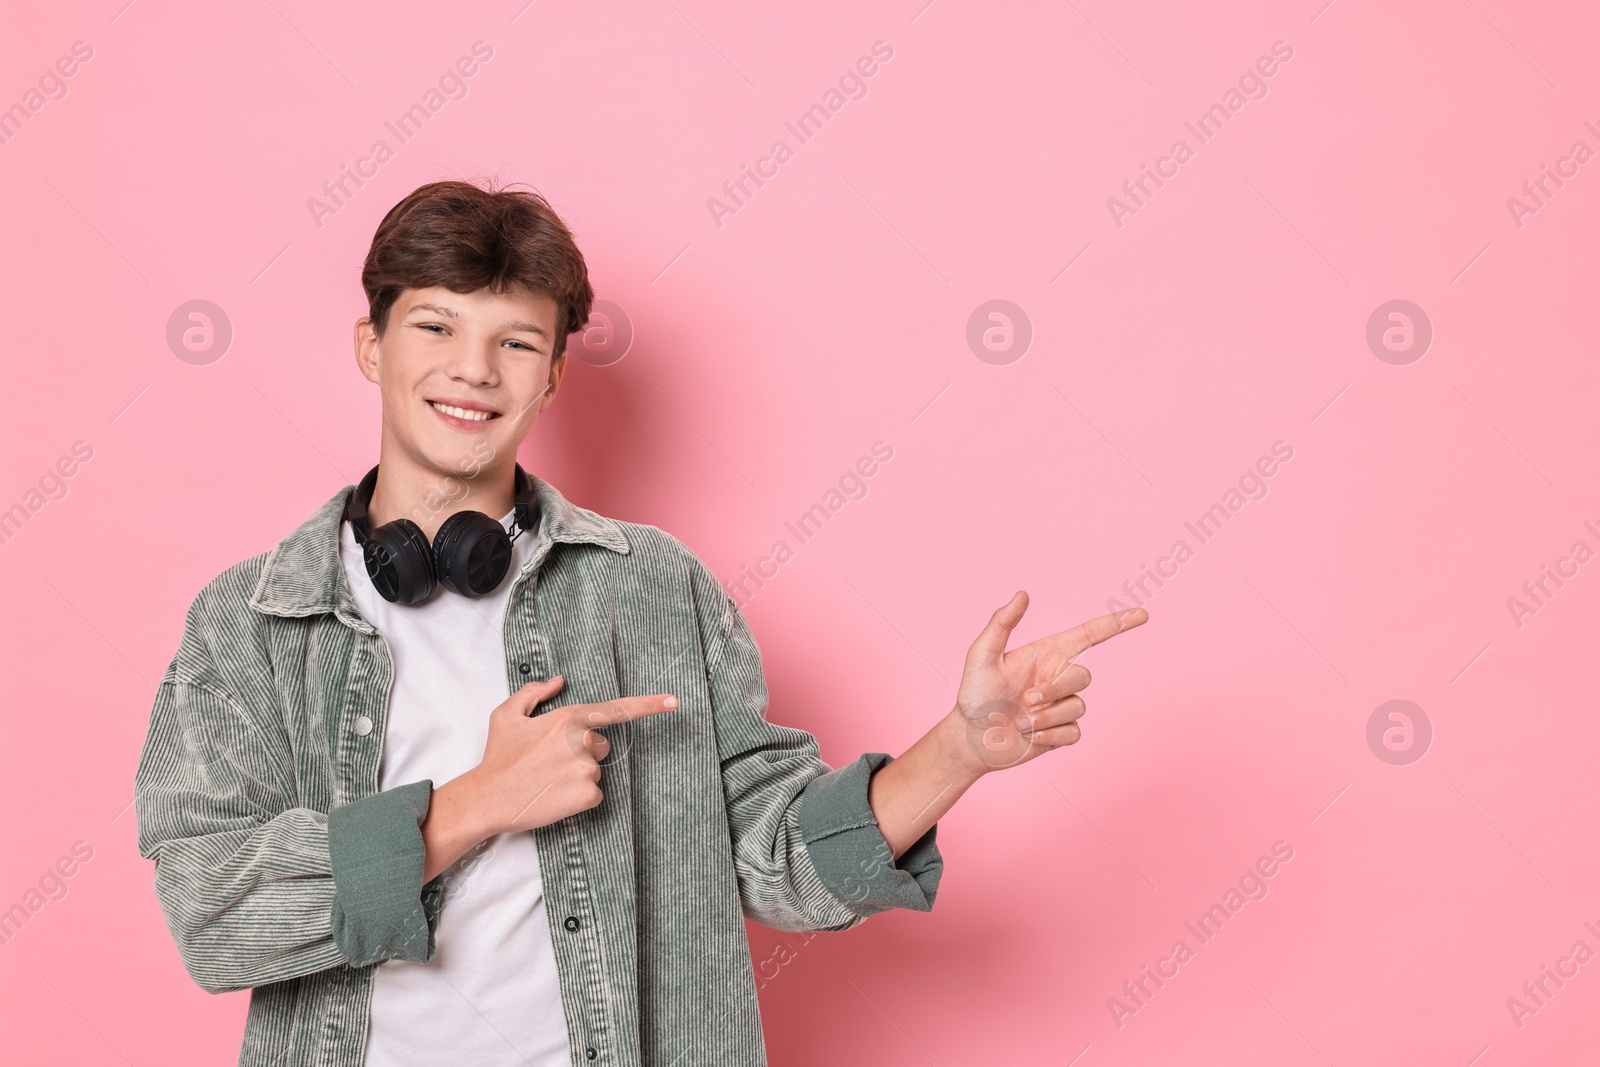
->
[[663, 696, 678, 709], [1026, 690, 1044, 705], [1025, 715, 1038, 733]]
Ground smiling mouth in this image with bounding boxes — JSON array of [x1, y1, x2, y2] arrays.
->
[[428, 401, 500, 423]]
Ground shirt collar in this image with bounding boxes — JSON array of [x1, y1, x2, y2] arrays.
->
[[249, 471, 630, 622]]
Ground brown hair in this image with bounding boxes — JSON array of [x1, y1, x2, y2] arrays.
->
[[361, 179, 594, 358]]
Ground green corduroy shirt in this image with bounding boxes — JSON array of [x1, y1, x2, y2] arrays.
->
[[133, 473, 943, 1066]]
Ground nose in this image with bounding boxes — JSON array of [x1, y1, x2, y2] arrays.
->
[[445, 333, 498, 386]]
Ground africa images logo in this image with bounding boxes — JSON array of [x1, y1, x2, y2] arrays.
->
[[1105, 40, 1295, 229], [705, 41, 894, 229], [1108, 841, 1296, 1028]]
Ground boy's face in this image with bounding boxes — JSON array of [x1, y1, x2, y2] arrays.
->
[[354, 285, 567, 482]]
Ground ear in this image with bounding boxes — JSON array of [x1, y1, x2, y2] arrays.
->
[[354, 317, 381, 384]]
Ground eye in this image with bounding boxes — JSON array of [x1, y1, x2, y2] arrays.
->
[[504, 340, 542, 353], [415, 323, 449, 335]]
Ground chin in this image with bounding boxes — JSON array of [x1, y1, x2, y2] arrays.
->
[[441, 443, 501, 478], [398, 433, 492, 479]]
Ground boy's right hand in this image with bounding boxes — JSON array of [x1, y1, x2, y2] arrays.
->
[[423, 677, 677, 880], [470, 676, 678, 835]]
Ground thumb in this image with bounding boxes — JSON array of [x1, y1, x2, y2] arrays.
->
[[504, 674, 565, 717], [967, 590, 1028, 668]]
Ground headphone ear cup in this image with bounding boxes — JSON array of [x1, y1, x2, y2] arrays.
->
[[364, 519, 436, 605], [434, 511, 513, 597]]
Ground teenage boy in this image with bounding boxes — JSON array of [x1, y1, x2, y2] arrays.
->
[[135, 179, 1147, 1067]]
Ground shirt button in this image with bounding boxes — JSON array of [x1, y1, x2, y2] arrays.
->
[[585, 1049, 597, 1060], [352, 716, 374, 736], [564, 916, 580, 931], [519, 663, 532, 675]]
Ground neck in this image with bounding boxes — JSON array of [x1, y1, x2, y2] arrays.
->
[[367, 452, 519, 541]]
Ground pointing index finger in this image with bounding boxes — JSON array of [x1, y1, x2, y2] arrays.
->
[[1058, 607, 1148, 660], [581, 694, 679, 729]]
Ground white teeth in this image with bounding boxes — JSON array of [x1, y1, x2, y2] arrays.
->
[[430, 401, 493, 422]]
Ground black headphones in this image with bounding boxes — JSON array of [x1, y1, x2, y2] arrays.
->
[[344, 464, 539, 605]]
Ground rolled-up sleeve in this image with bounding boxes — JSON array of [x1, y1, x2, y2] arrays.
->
[[686, 552, 944, 932], [795, 751, 941, 916], [135, 609, 444, 993], [328, 779, 442, 966]]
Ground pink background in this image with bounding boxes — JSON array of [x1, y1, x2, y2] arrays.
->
[[2, 0, 1597, 1063]]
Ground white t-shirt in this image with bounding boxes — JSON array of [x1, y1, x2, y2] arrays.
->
[[339, 513, 570, 1066]]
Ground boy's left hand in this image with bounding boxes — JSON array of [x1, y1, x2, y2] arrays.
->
[[952, 592, 1147, 773]]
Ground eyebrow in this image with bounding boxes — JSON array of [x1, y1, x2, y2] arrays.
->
[[407, 302, 549, 338]]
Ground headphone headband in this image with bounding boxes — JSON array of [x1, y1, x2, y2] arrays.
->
[[510, 464, 538, 534], [346, 466, 381, 542], [344, 464, 538, 539]]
